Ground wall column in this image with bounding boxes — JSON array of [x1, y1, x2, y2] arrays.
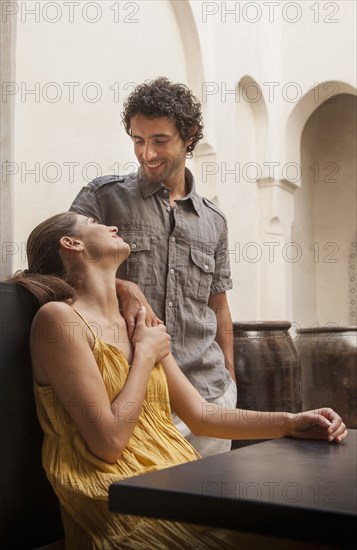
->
[[257, 178, 298, 322], [0, 4, 17, 279]]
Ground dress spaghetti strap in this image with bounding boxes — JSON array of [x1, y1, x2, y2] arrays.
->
[[71, 307, 97, 341]]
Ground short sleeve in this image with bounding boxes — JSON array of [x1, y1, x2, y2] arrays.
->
[[69, 185, 104, 224]]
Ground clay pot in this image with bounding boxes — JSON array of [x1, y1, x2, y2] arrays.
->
[[296, 326, 357, 428], [233, 321, 302, 412], [232, 321, 302, 449]]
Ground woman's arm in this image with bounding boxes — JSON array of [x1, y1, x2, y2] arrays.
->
[[161, 354, 348, 443], [31, 303, 170, 463]]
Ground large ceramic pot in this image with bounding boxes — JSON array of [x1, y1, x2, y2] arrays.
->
[[232, 321, 302, 449], [296, 326, 357, 428], [233, 321, 302, 412]]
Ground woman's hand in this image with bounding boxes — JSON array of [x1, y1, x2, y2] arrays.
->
[[287, 407, 348, 443], [116, 279, 163, 340], [132, 306, 171, 364]]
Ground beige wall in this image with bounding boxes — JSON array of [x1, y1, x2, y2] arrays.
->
[[2, 0, 356, 326], [11, 0, 187, 263]]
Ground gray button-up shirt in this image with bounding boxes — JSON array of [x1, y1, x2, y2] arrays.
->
[[70, 167, 233, 399]]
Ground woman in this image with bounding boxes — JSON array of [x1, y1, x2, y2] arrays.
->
[[11, 212, 347, 549]]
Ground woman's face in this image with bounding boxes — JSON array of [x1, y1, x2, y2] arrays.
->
[[74, 214, 131, 265]]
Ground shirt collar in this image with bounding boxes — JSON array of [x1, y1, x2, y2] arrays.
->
[[138, 167, 201, 216]]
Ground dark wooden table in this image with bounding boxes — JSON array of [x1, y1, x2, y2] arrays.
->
[[109, 430, 356, 546]]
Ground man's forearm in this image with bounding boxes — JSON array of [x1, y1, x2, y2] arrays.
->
[[208, 293, 236, 382], [216, 309, 235, 381]]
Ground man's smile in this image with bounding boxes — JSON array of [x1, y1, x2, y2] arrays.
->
[[144, 161, 164, 169]]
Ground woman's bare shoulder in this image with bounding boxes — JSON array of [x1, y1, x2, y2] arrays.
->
[[34, 300, 74, 320], [31, 301, 78, 336]]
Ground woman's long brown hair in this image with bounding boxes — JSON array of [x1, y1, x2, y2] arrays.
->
[[6, 212, 79, 304]]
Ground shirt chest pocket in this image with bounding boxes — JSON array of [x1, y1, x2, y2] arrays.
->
[[185, 246, 215, 303], [117, 233, 154, 288]]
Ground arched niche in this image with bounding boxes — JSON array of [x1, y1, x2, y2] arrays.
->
[[292, 93, 357, 327], [237, 75, 268, 170], [228, 74, 268, 221], [170, 1, 205, 104], [268, 216, 283, 235], [258, 212, 288, 320], [170, 1, 216, 178], [285, 81, 357, 186]]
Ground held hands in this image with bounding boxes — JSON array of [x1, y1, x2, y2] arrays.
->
[[132, 306, 171, 364], [116, 279, 164, 340], [287, 407, 348, 443]]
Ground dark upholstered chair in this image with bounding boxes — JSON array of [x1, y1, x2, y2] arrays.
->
[[0, 283, 64, 549]]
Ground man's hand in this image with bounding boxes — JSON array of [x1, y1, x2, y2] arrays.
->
[[115, 279, 163, 340]]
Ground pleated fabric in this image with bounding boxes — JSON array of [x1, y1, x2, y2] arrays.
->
[[33, 337, 230, 549]]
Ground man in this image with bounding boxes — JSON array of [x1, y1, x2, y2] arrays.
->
[[70, 77, 237, 456]]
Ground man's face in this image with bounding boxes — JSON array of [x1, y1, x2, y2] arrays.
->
[[130, 114, 189, 186]]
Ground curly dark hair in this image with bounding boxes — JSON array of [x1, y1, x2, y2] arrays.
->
[[121, 77, 204, 154]]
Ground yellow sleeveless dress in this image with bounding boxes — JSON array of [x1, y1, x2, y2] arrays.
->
[[33, 315, 242, 549], [33, 313, 312, 550]]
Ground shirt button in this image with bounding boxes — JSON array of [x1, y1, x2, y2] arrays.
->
[[131, 243, 137, 250], [168, 301, 173, 307], [204, 264, 209, 270], [171, 237, 176, 242], [163, 189, 168, 194], [166, 206, 171, 212], [170, 268, 175, 274]]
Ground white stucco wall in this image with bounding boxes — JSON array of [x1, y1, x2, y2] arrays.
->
[[11, 0, 188, 265]]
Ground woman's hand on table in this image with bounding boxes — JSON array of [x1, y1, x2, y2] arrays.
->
[[287, 407, 348, 443]]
